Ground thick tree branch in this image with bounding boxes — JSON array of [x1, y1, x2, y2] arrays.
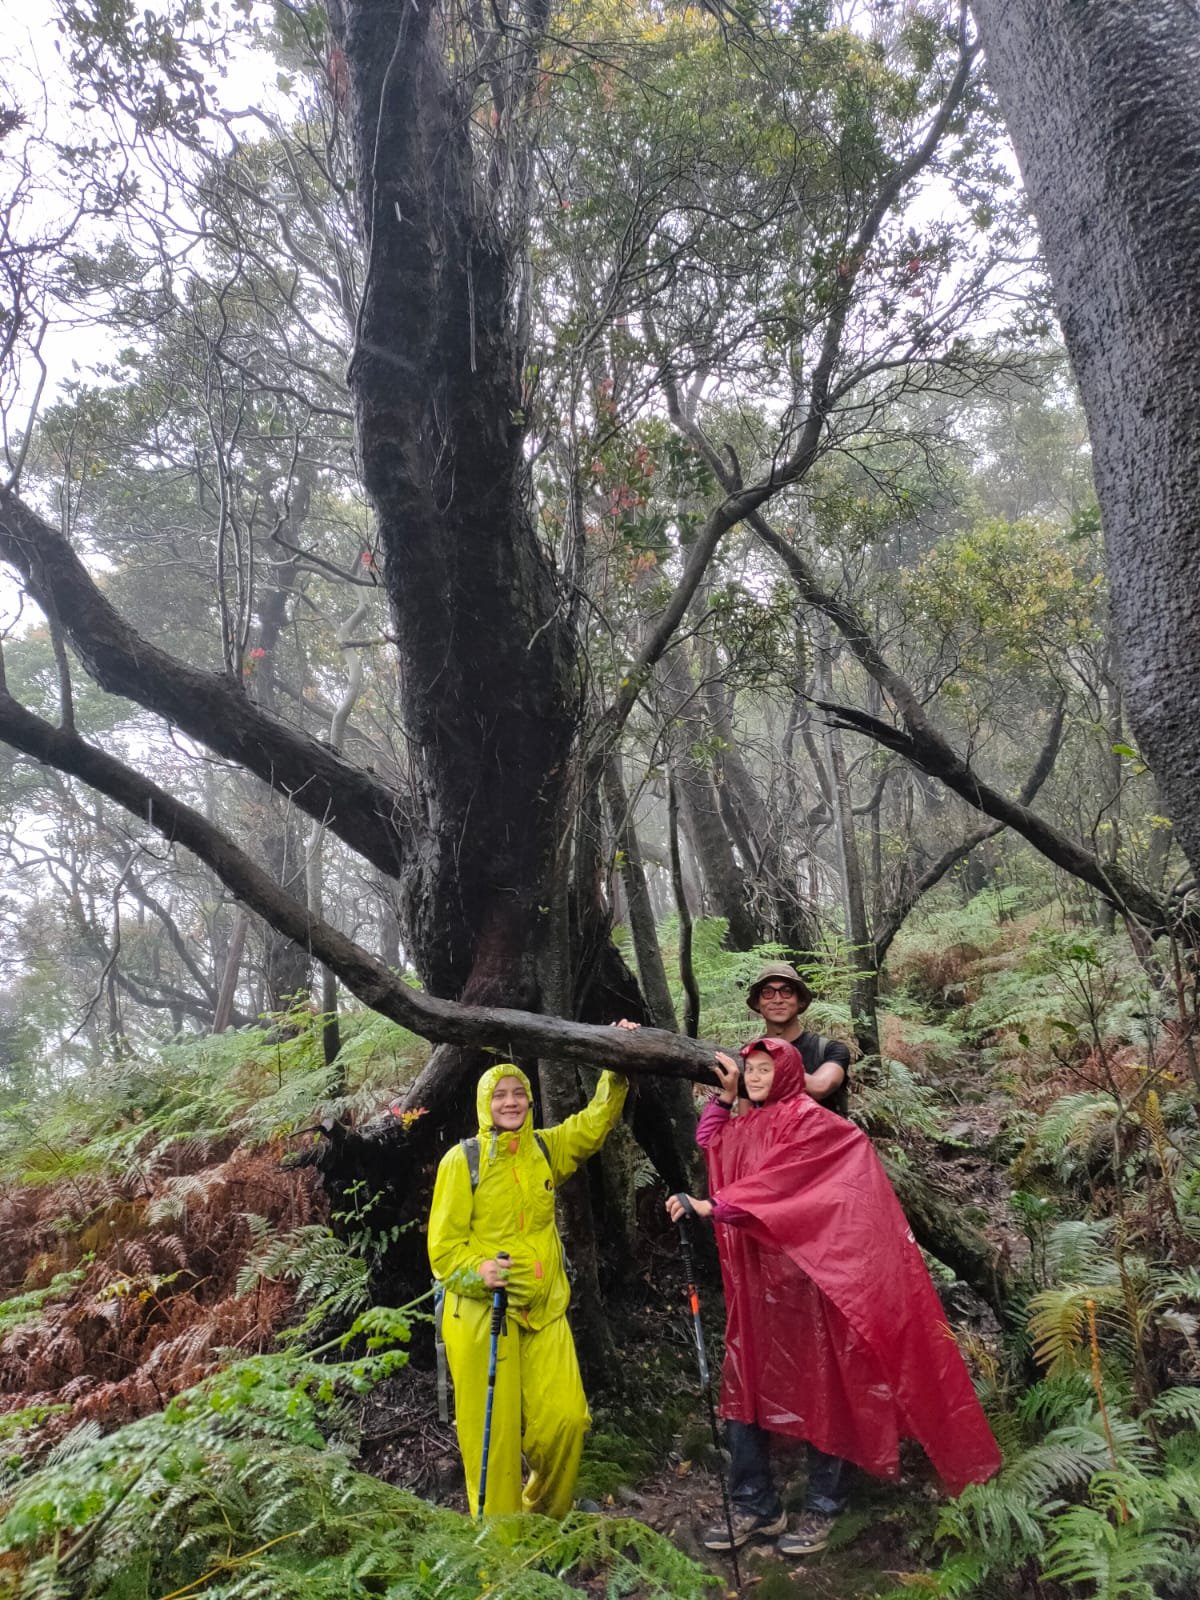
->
[[0, 684, 722, 1085], [115, 969, 251, 1030], [816, 695, 1168, 928], [0, 493, 412, 881], [872, 696, 1067, 966]]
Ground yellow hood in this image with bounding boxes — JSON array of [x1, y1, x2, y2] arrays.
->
[[474, 1061, 535, 1138]]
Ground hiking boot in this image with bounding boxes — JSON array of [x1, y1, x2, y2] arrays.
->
[[777, 1509, 838, 1557], [701, 1507, 787, 1550]]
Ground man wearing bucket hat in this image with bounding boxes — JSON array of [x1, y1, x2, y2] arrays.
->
[[745, 961, 851, 1116]]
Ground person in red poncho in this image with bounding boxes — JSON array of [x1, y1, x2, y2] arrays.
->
[[666, 1035, 1001, 1559]]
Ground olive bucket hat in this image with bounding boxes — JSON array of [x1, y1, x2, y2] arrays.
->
[[747, 961, 814, 1013]]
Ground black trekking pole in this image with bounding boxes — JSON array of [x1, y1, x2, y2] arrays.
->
[[674, 1202, 740, 1587], [477, 1250, 510, 1519]]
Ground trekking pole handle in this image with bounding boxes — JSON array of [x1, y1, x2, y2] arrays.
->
[[674, 1215, 711, 1389]]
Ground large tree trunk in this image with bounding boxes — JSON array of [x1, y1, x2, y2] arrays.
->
[[656, 647, 762, 950], [603, 755, 679, 1033], [1097, 641, 1123, 935], [971, 0, 1200, 883], [701, 660, 822, 954], [814, 629, 879, 1057], [261, 817, 311, 1011], [332, 0, 578, 1016], [211, 908, 249, 1034], [249, 505, 313, 1015]]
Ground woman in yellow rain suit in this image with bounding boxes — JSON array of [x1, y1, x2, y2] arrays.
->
[[428, 1060, 628, 1517]]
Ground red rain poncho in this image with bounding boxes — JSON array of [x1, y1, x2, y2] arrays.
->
[[702, 1036, 1001, 1495]]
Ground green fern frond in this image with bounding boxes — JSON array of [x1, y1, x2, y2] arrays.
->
[[1015, 1370, 1095, 1429], [0, 1264, 88, 1338], [876, 1548, 993, 1599], [0, 1356, 717, 1600], [232, 1062, 343, 1144], [1027, 1282, 1121, 1375], [853, 1058, 946, 1139], [1044, 1216, 1118, 1282], [1153, 1266, 1200, 1307], [1051, 1414, 1156, 1474], [935, 1478, 1050, 1563], [42, 1418, 104, 1466], [236, 1220, 370, 1334], [1000, 1430, 1112, 1500], [1025, 1093, 1121, 1173], [1042, 1501, 1188, 1599], [1147, 1385, 1200, 1427]]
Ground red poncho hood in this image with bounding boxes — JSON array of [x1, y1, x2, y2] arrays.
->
[[707, 1039, 1000, 1496], [739, 1034, 808, 1099]]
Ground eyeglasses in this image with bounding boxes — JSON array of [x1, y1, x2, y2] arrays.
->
[[758, 982, 798, 998]]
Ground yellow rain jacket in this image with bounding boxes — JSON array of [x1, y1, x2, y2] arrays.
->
[[428, 1062, 628, 1516]]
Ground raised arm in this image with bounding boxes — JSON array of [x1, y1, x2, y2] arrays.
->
[[697, 1052, 741, 1147], [538, 1071, 629, 1183]]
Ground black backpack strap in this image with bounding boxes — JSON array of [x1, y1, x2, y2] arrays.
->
[[461, 1131, 551, 1190], [534, 1131, 552, 1176], [459, 1136, 481, 1191]]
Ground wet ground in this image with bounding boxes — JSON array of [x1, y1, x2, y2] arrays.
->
[[358, 1361, 949, 1599]]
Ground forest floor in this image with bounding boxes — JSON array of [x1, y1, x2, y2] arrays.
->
[[15, 906, 1193, 1597], [362, 1359, 952, 1599]]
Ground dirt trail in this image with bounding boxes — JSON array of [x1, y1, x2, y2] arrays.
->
[[362, 1359, 951, 1596]]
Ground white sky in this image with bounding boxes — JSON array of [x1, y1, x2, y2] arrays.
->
[[0, 0, 283, 419]]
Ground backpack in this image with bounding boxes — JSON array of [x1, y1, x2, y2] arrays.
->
[[797, 1031, 850, 1117], [459, 1131, 552, 1190], [434, 1130, 554, 1422]]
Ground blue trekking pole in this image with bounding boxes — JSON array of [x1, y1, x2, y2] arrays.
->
[[477, 1250, 510, 1518]]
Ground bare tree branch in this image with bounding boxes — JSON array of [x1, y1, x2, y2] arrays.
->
[[871, 695, 1068, 966], [814, 694, 1168, 928], [0, 493, 412, 880], [0, 682, 722, 1084]]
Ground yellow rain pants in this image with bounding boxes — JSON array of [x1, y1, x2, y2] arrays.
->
[[441, 1295, 588, 1517], [428, 1063, 629, 1517]]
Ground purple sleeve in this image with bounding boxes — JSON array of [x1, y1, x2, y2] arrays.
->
[[711, 1196, 752, 1226], [696, 1097, 733, 1148]]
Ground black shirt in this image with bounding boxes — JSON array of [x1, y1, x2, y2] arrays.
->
[[794, 1031, 852, 1118]]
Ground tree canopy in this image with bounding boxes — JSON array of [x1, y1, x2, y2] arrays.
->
[[0, 0, 1194, 1116]]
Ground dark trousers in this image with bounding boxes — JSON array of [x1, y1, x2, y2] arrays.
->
[[727, 1420, 853, 1518]]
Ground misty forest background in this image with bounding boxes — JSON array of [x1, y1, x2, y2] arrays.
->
[[1, 3, 1199, 1598]]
